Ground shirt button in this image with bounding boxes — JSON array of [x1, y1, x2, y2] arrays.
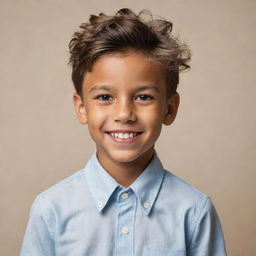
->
[[143, 202, 150, 209], [121, 192, 129, 199], [98, 200, 103, 208], [121, 226, 129, 234]]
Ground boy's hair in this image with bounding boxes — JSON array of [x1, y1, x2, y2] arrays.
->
[[68, 8, 191, 98]]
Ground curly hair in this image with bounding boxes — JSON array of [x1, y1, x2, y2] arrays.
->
[[68, 8, 191, 98]]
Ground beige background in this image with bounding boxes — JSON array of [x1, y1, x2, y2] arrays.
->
[[0, 0, 255, 255]]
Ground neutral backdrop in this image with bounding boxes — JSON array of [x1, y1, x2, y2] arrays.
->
[[1, 0, 255, 255]]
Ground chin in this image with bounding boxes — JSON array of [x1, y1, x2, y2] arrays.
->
[[109, 151, 140, 163], [107, 147, 153, 164]]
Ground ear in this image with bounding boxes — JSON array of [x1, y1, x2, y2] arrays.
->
[[72, 92, 87, 125], [162, 93, 180, 126]]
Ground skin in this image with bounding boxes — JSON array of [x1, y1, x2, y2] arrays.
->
[[73, 51, 179, 187]]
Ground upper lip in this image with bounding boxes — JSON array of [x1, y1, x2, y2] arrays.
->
[[106, 130, 142, 133]]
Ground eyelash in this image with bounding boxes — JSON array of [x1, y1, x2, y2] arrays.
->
[[94, 94, 154, 101], [95, 94, 113, 101], [136, 94, 154, 101]]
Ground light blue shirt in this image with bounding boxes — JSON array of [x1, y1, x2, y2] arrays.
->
[[21, 151, 227, 256]]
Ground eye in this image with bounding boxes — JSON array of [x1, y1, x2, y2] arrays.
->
[[95, 94, 113, 101], [135, 94, 154, 101]]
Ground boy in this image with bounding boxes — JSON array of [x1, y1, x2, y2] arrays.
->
[[21, 8, 227, 256]]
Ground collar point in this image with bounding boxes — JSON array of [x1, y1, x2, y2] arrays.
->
[[141, 203, 153, 216]]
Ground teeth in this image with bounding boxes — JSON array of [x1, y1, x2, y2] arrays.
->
[[110, 132, 138, 139]]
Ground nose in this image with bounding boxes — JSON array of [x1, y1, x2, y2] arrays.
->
[[114, 98, 136, 123]]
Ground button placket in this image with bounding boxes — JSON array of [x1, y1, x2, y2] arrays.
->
[[121, 226, 129, 234], [121, 192, 129, 199], [116, 189, 135, 256]]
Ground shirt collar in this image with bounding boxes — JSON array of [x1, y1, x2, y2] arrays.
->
[[130, 151, 165, 215], [84, 151, 120, 212], [84, 151, 165, 215]]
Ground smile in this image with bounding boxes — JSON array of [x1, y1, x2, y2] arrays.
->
[[106, 131, 142, 143], [110, 132, 138, 139]]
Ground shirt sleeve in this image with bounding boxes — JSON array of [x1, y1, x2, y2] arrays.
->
[[188, 197, 227, 256], [20, 196, 55, 256]]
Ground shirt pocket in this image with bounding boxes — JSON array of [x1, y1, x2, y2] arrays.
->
[[143, 246, 186, 256]]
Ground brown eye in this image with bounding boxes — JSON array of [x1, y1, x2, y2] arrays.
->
[[95, 94, 113, 101], [135, 94, 154, 101]]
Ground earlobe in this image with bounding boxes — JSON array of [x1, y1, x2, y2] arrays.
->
[[162, 93, 180, 126], [73, 92, 88, 125]]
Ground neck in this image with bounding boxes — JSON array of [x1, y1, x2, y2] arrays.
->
[[96, 149, 155, 188]]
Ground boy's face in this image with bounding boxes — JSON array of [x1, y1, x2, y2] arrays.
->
[[73, 51, 179, 167]]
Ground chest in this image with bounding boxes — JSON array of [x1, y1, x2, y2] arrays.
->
[[54, 193, 188, 256]]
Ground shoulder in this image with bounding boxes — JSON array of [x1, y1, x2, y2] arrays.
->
[[160, 170, 212, 219], [160, 170, 218, 239], [162, 170, 208, 203], [42, 168, 86, 195], [32, 168, 87, 211]]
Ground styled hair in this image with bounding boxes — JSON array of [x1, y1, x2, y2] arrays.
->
[[68, 8, 191, 98]]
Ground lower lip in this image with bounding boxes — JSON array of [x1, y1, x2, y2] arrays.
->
[[106, 133, 142, 144]]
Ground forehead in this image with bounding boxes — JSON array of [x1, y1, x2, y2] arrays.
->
[[83, 51, 166, 91]]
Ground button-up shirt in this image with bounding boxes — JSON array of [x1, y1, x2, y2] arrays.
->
[[21, 151, 227, 256]]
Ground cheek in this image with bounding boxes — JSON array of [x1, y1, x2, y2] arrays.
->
[[140, 107, 163, 129], [88, 112, 106, 131], [87, 107, 108, 129]]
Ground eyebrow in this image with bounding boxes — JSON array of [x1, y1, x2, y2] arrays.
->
[[89, 85, 160, 93], [135, 85, 160, 93], [89, 85, 111, 93]]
